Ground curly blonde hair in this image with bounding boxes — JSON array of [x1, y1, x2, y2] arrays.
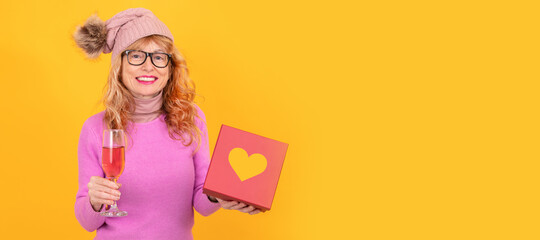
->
[[103, 35, 202, 150]]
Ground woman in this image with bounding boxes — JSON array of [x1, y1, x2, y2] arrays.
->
[[74, 8, 260, 239]]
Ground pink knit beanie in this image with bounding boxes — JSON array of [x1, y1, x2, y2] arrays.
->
[[74, 8, 174, 60]]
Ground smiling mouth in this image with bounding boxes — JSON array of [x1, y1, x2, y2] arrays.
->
[[136, 76, 158, 81], [136, 76, 158, 85]]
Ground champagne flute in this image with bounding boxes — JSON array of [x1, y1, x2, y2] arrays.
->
[[101, 129, 128, 217]]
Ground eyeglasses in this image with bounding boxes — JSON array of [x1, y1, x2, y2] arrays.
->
[[123, 50, 172, 68]]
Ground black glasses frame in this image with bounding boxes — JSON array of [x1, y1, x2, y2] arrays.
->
[[123, 50, 172, 68]]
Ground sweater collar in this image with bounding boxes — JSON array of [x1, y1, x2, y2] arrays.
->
[[132, 91, 163, 123]]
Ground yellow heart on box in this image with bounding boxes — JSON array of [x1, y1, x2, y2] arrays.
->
[[228, 148, 267, 181]]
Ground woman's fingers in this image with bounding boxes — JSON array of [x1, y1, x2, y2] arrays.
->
[[249, 209, 261, 215], [217, 198, 240, 209], [91, 188, 120, 200], [239, 205, 255, 213], [216, 198, 247, 210], [90, 176, 120, 189], [229, 202, 247, 210], [88, 183, 121, 197], [239, 205, 262, 215], [88, 189, 116, 205], [87, 176, 122, 207], [215, 198, 263, 215], [88, 189, 119, 204]]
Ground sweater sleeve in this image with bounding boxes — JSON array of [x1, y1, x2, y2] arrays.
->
[[192, 105, 222, 216], [74, 118, 106, 231]]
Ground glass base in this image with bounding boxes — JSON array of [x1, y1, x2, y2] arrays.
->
[[101, 210, 128, 217]]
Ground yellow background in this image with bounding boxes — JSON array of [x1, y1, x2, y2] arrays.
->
[[0, 0, 538, 239]]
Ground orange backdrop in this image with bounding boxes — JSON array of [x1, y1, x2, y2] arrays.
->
[[0, 0, 538, 239]]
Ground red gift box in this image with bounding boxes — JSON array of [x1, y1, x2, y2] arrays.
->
[[203, 125, 288, 212]]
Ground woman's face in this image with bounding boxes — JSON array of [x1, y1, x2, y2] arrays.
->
[[121, 41, 170, 99]]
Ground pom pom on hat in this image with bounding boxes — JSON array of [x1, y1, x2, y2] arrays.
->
[[74, 8, 174, 60], [73, 14, 108, 59]]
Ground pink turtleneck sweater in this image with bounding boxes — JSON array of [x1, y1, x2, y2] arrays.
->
[[131, 91, 164, 123], [75, 92, 221, 239]]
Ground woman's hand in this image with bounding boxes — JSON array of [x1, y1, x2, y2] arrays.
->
[[215, 197, 262, 215], [87, 176, 122, 212]]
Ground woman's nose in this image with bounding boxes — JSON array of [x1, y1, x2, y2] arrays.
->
[[141, 57, 154, 71]]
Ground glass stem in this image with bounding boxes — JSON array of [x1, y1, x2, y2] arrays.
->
[[108, 177, 119, 211]]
